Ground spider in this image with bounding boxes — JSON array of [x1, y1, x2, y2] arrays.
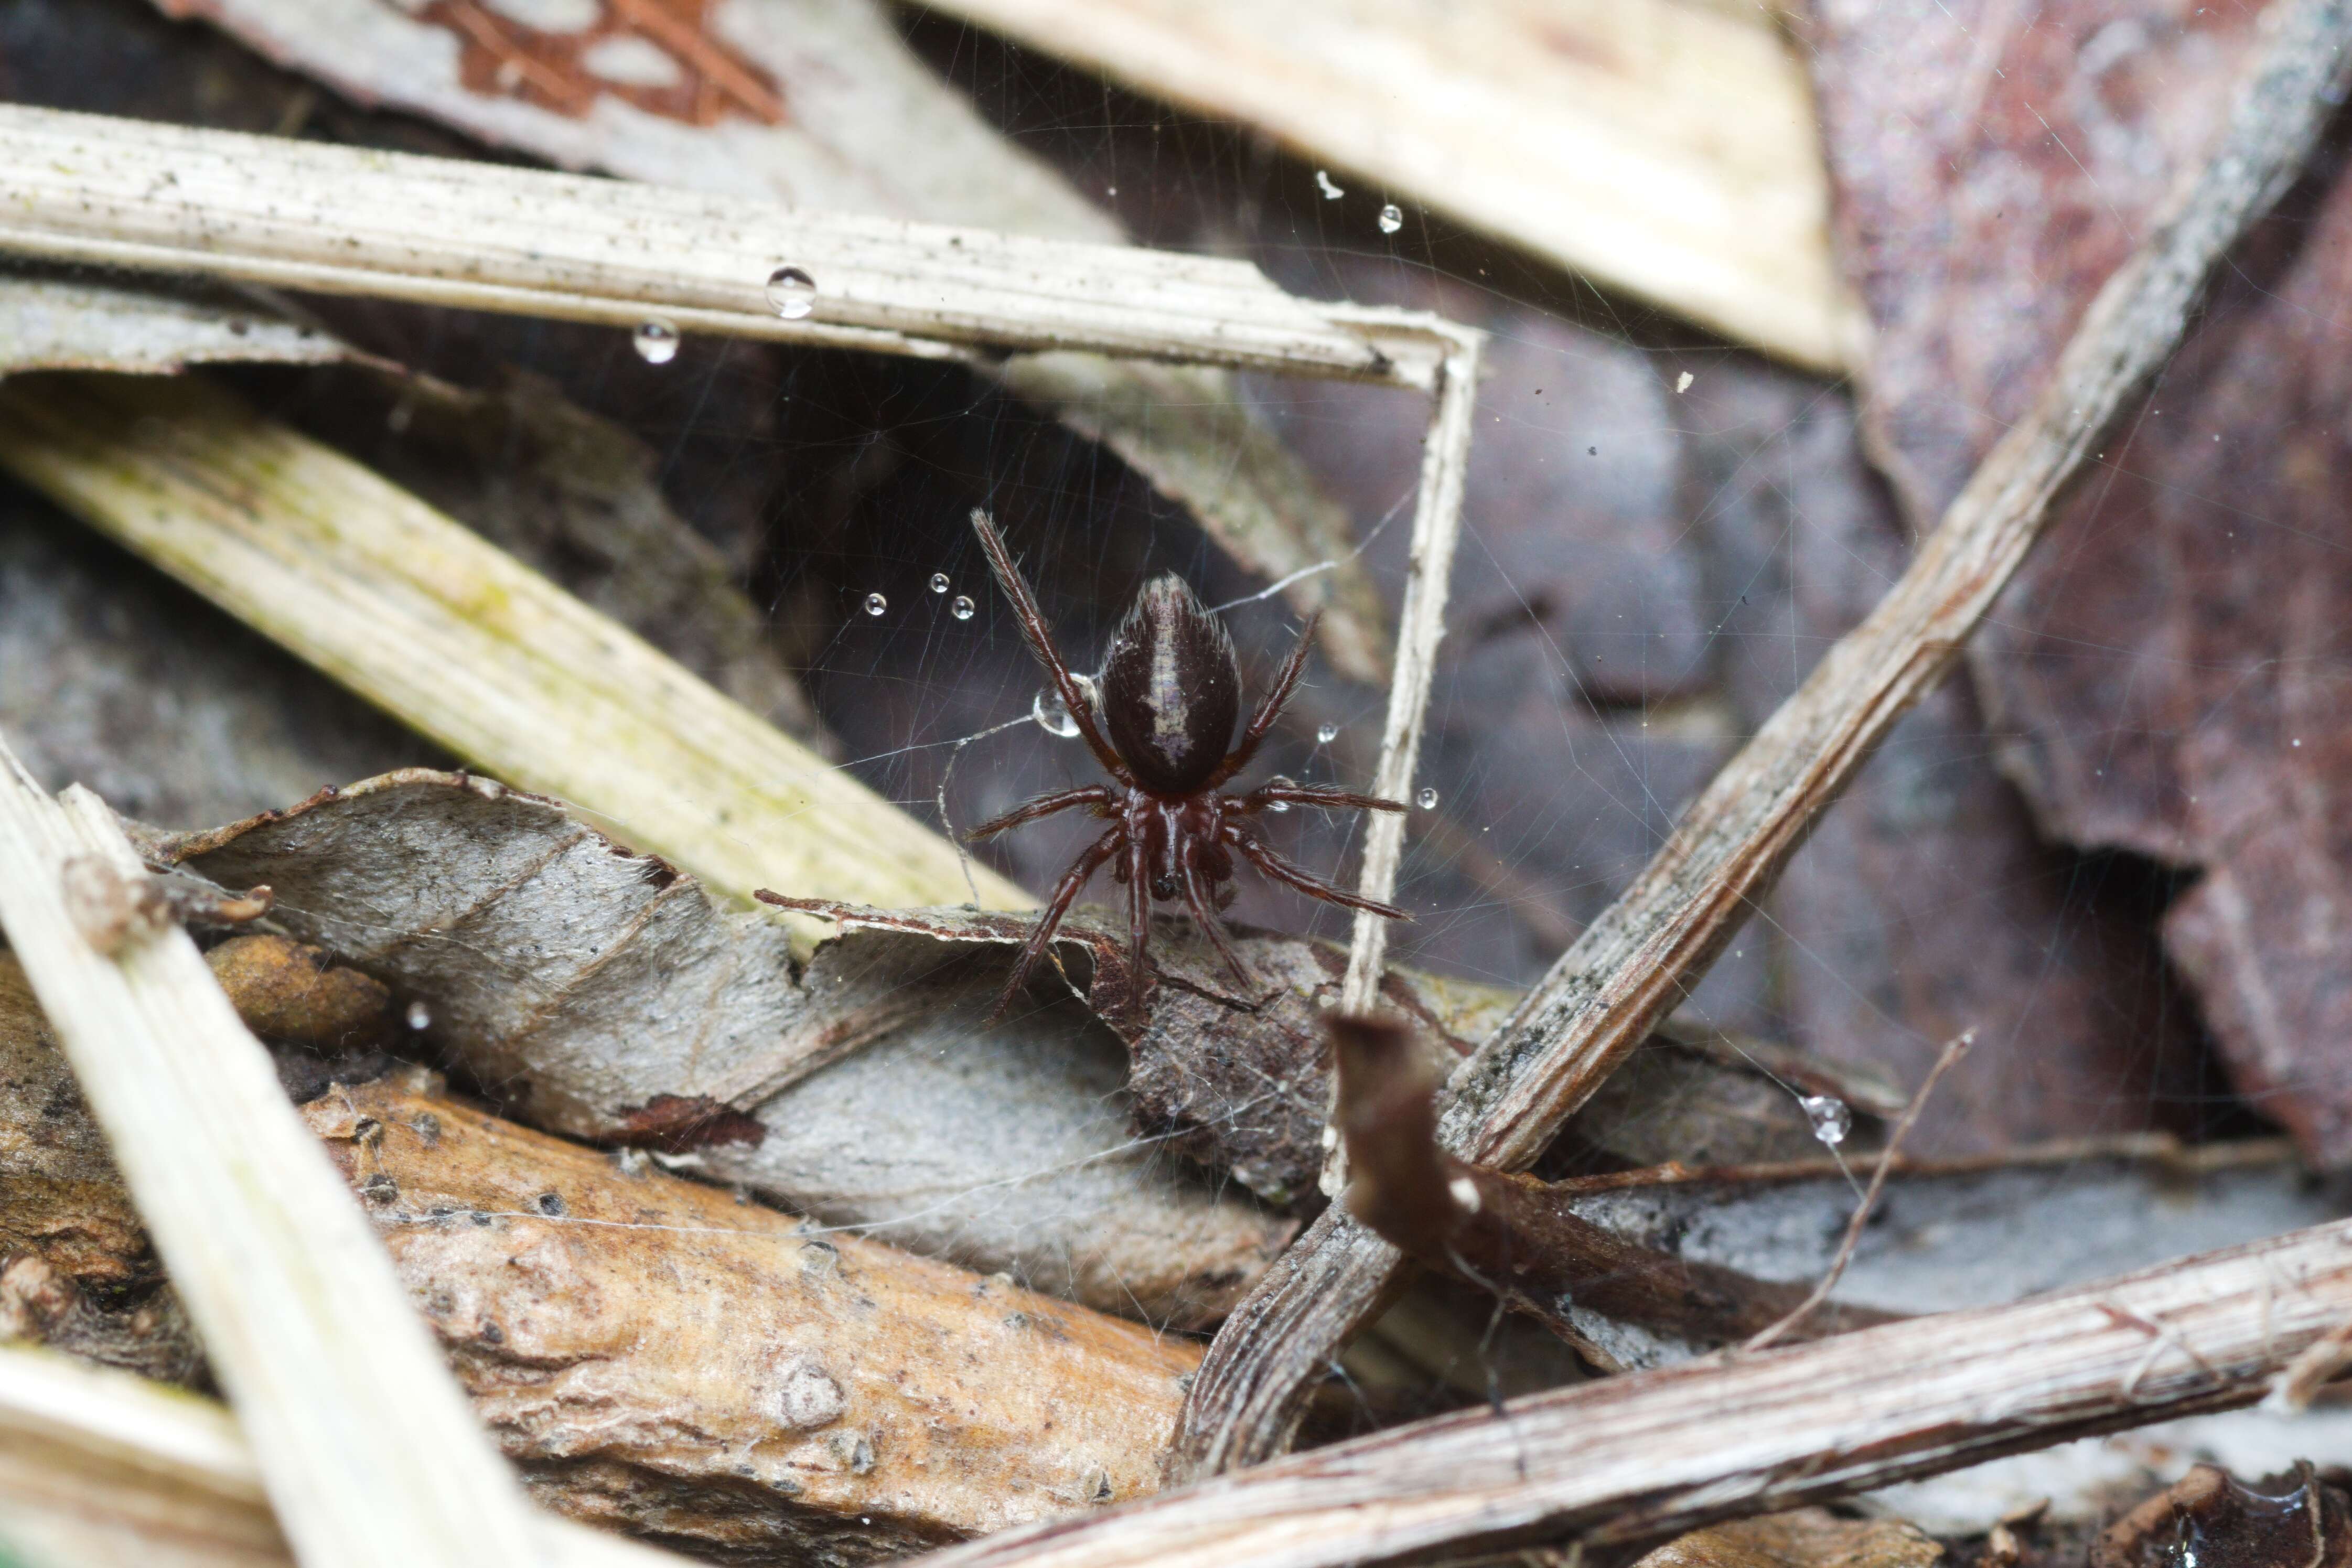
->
[[965, 509, 1409, 1018]]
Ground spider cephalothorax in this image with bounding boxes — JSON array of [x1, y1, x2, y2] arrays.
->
[[967, 509, 1408, 1017]]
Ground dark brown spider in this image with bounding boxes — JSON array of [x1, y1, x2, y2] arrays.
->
[[966, 509, 1409, 1018]]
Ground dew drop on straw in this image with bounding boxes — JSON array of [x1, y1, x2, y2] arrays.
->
[[930, 573, 951, 594], [1316, 722, 1339, 744], [1033, 688, 1081, 738], [1378, 202, 1403, 234], [951, 595, 975, 620], [863, 592, 887, 616], [632, 318, 679, 364], [765, 265, 818, 319], [1801, 1094, 1852, 1147], [1416, 786, 1438, 810]]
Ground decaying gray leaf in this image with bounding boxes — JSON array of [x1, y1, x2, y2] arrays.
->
[[1634, 1509, 1943, 1568], [0, 266, 345, 375], [152, 0, 1392, 680], [762, 896, 1907, 1210], [140, 769, 1289, 1326], [1553, 1143, 2347, 1371]]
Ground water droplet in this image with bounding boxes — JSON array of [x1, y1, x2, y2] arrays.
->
[[1800, 1094, 1852, 1147], [631, 318, 679, 364], [405, 1001, 431, 1031], [951, 594, 975, 620], [1264, 775, 1294, 813], [1378, 202, 1403, 234], [1315, 169, 1345, 200], [1033, 688, 1081, 738], [1415, 787, 1438, 810], [929, 573, 951, 594], [863, 592, 887, 617], [1675, 371, 1694, 394], [765, 265, 817, 319], [1315, 722, 1339, 745]]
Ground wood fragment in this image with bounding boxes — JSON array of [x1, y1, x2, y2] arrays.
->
[[0, 1345, 693, 1567], [0, 735, 540, 1566], [1173, 0, 2352, 1473], [0, 373, 1029, 937], [908, 1211, 2352, 1568], [913, 0, 1861, 371]]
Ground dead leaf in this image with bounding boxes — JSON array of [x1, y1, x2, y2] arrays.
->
[[2092, 1464, 2352, 1568], [141, 769, 1291, 1326], [1637, 1509, 1943, 1568], [1805, 1, 2352, 1161]]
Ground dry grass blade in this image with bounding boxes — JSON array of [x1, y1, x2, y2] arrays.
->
[[0, 1345, 690, 1566], [0, 373, 1029, 931], [0, 105, 1444, 387], [1174, 0, 2352, 1472], [0, 737, 539, 1566], [914, 1212, 2352, 1568]]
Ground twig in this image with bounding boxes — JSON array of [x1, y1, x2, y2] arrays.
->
[[907, 1211, 2352, 1568], [0, 1345, 688, 1566], [1174, 0, 2352, 1472], [1330, 1016, 1900, 1352], [0, 735, 541, 1566], [1744, 1030, 1973, 1351], [0, 373, 1029, 938], [2265, 1313, 2352, 1414], [0, 105, 1449, 389]]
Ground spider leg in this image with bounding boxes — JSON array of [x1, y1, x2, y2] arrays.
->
[[1225, 822, 1411, 921], [968, 510, 1134, 786], [1179, 837, 1254, 986], [968, 785, 1118, 842], [986, 823, 1123, 1022], [1205, 608, 1321, 789], [1231, 781, 1406, 815], [1125, 826, 1154, 1016]]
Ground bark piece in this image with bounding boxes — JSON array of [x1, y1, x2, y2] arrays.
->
[[0, 952, 1198, 1562], [145, 0, 1391, 679], [307, 1073, 1196, 1563], [1804, 1, 2352, 1161], [144, 769, 1290, 1326]]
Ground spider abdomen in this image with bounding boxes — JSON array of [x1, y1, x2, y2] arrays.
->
[[1099, 573, 1242, 795]]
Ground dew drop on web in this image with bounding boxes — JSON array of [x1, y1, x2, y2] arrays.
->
[[1378, 202, 1403, 234], [765, 265, 818, 319], [863, 592, 887, 617], [1265, 775, 1293, 813], [1033, 688, 1081, 738], [951, 595, 975, 621], [1415, 786, 1438, 810], [632, 318, 679, 364], [930, 573, 951, 594], [1316, 722, 1339, 744], [1801, 1094, 1852, 1147], [405, 1001, 432, 1032]]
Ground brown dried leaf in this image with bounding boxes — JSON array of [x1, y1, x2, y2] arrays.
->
[[1636, 1509, 1943, 1568], [1805, 1, 2352, 1160], [140, 769, 1290, 1326]]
